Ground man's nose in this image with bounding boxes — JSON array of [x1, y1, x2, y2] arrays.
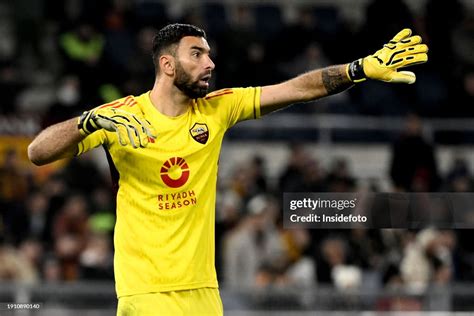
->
[[205, 55, 215, 71]]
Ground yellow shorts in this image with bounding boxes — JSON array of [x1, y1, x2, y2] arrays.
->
[[117, 287, 223, 316]]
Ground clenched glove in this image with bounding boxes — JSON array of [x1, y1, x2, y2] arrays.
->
[[78, 107, 157, 148], [347, 28, 428, 84]]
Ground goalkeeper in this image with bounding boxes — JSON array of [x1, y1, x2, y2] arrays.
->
[[28, 25, 427, 315]]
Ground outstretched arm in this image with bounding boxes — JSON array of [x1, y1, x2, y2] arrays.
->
[[260, 28, 428, 115], [261, 64, 352, 115]]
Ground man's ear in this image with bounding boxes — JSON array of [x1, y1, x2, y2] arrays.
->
[[159, 55, 175, 76]]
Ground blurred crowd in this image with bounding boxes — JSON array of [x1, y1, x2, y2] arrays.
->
[[216, 127, 474, 298], [1, 115, 474, 309], [0, 0, 474, 312]]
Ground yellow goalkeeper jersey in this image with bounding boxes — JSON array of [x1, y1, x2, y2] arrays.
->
[[77, 87, 261, 297]]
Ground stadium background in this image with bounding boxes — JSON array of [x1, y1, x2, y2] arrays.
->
[[1, 0, 474, 314]]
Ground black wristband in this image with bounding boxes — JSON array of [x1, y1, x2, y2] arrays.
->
[[347, 58, 366, 83]]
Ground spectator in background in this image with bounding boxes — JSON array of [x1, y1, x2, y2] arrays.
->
[[101, 1, 135, 89], [215, 155, 267, 278], [0, 149, 31, 244], [224, 195, 282, 290], [347, 228, 385, 271], [42, 255, 61, 283], [400, 228, 455, 292], [79, 232, 113, 280], [326, 157, 356, 192], [60, 22, 104, 73], [89, 187, 115, 232], [390, 114, 440, 192], [301, 157, 326, 192], [59, 22, 105, 106], [317, 237, 362, 290], [215, 190, 243, 282], [254, 199, 298, 290], [40, 174, 68, 246], [0, 235, 38, 283], [53, 194, 89, 242], [443, 155, 473, 192], [248, 155, 268, 194], [278, 143, 313, 193], [18, 238, 43, 280], [277, 228, 315, 289], [53, 194, 90, 280], [442, 156, 474, 282], [25, 191, 49, 241], [224, 195, 266, 290], [227, 158, 267, 205], [54, 234, 83, 281]]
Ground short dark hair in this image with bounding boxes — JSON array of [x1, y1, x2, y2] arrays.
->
[[152, 23, 206, 71]]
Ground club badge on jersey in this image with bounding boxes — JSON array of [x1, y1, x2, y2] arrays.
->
[[189, 123, 209, 144]]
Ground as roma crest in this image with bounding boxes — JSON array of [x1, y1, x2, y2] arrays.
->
[[189, 123, 209, 144]]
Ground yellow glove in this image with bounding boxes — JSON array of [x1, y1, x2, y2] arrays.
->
[[347, 28, 428, 84], [78, 107, 157, 148]]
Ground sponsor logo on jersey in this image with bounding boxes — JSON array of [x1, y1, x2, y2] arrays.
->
[[157, 190, 197, 210], [160, 157, 190, 188], [189, 123, 209, 144]]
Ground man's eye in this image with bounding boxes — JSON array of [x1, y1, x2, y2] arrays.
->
[[192, 52, 200, 57]]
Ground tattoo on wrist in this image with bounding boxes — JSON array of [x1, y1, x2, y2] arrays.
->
[[322, 66, 353, 95]]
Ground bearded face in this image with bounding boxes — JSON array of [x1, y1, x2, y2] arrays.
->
[[174, 60, 211, 99]]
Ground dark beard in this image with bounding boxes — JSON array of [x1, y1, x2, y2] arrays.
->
[[174, 62, 208, 99]]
